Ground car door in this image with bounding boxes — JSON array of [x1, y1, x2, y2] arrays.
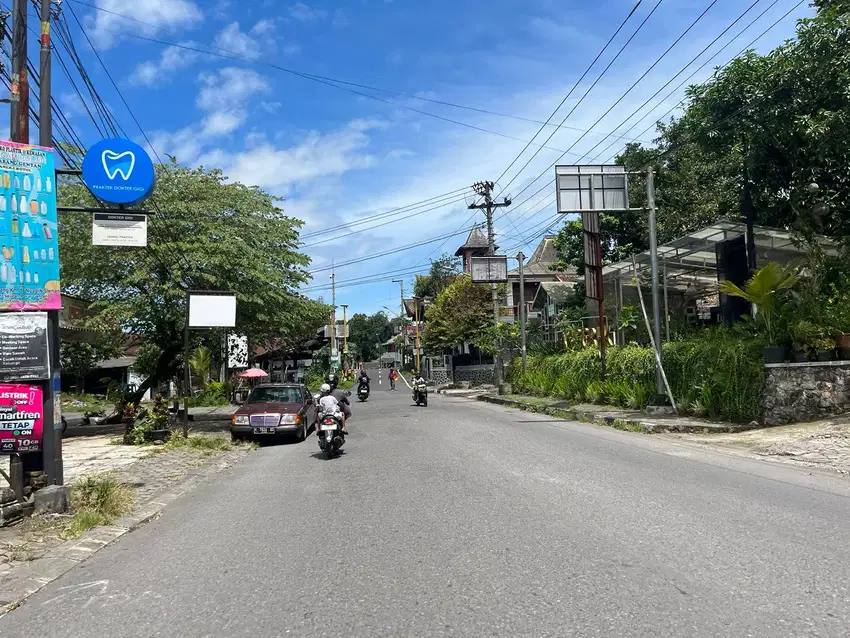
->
[[302, 386, 315, 424]]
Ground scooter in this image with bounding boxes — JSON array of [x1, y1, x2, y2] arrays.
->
[[357, 382, 370, 402], [413, 382, 428, 407], [316, 408, 345, 459]]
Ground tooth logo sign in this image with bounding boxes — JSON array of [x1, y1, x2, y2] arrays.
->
[[102, 150, 136, 181]]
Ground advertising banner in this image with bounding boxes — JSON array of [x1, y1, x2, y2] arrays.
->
[[0, 312, 49, 381], [0, 383, 43, 454], [0, 141, 60, 310]]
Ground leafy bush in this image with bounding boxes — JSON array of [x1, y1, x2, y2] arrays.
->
[[508, 330, 765, 423], [189, 381, 229, 407]]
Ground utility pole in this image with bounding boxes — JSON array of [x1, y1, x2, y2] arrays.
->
[[517, 251, 527, 376], [413, 297, 421, 373], [39, 0, 61, 484], [392, 279, 404, 367], [341, 304, 348, 368], [646, 170, 665, 404], [329, 272, 336, 370], [9, 0, 28, 142], [468, 181, 511, 388]]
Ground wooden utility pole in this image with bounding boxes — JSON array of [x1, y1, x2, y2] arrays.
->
[[9, 0, 28, 142], [468, 181, 511, 387], [517, 251, 527, 376]]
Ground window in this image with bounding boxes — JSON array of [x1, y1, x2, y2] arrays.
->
[[247, 387, 302, 404]]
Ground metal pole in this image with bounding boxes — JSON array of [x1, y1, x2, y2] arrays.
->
[[484, 193, 502, 388], [646, 169, 665, 403], [413, 298, 421, 372], [341, 304, 348, 368], [183, 297, 190, 438], [392, 279, 404, 366], [329, 272, 336, 366], [39, 0, 61, 484], [10, 0, 28, 142], [517, 251, 527, 375], [663, 261, 670, 343]]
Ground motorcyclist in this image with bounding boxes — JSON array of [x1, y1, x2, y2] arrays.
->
[[411, 370, 426, 400], [357, 368, 370, 391], [326, 373, 339, 390], [317, 383, 349, 435]]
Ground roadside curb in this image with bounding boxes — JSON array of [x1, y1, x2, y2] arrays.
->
[[0, 450, 249, 616], [476, 395, 749, 434]]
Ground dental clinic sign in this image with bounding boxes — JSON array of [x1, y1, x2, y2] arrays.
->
[[81, 138, 155, 206]]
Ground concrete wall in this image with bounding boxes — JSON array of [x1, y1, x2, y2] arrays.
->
[[762, 361, 850, 426]]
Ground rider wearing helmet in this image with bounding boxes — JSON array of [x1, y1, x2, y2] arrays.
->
[[326, 373, 339, 391]]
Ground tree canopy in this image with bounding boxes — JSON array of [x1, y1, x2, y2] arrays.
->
[[555, 4, 850, 270], [421, 275, 493, 352], [347, 312, 392, 361], [412, 254, 461, 299], [58, 160, 329, 401]]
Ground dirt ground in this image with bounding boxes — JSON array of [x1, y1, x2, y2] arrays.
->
[[666, 417, 850, 475]]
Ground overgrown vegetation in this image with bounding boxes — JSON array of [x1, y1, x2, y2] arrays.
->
[[62, 475, 134, 539], [509, 331, 765, 423]]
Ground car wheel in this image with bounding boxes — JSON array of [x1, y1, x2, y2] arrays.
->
[[230, 432, 242, 443], [297, 423, 307, 442]]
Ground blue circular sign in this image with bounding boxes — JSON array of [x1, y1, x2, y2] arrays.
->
[[81, 138, 156, 206]]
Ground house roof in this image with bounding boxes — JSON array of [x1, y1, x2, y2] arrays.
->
[[96, 356, 137, 370], [508, 235, 578, 279], [454, 225, 490, 256], [532, 281, 577, 309]]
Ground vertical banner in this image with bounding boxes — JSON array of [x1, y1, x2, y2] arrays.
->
[[0, 383, 44, 454], [0, 141, 60, 310]]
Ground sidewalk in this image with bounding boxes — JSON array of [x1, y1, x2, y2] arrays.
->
[[475, 394, 750, 434], [0, 416, 251, 612], [474, 393, 850, 475]]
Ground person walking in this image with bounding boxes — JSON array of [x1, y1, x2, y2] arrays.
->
[[388, 367, 398, 390]]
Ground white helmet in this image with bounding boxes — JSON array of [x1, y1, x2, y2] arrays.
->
[[320, 383, 331, 394]]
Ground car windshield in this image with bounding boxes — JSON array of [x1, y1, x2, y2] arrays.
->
[[247, 387, 302, 404]]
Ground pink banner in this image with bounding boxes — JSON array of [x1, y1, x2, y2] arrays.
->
[[0, 383, 43, 454]]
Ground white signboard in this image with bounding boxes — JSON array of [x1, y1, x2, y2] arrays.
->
[[92, 213, 148, 247], [470, 256, 508, 283], [189, 294, 236, 328], [555, 164, 629, 213], [227, 334, 248, 368]]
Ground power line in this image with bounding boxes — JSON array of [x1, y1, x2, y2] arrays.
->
[[494, 0, 652, 197], [500, 0, 722, 214], [67, 0, 654, 146]]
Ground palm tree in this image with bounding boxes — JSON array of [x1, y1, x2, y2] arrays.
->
[[718, 261, 799, 345], [189, 346, 213, 387]]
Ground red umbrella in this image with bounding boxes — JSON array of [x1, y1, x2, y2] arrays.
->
[[239, 368, 269, 379]]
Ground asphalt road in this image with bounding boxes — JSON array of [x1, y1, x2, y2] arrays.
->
[[4, 387, 850, 637]]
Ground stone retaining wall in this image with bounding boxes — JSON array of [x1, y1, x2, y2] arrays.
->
[[429, 369, 452, 386], [454, 365, 494, 386], [762, 361, 850, 426]]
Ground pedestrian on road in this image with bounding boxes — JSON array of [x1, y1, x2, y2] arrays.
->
[[388, 367, 398, 390]]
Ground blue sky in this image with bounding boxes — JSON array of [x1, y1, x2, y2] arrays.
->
[[34, 0, 813, 316]]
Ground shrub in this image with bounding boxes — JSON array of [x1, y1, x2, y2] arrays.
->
[[189, 381, 229, 407], [507, 330, 765, 423]]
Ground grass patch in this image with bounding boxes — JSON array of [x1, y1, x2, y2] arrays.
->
[[162, 434, 233, 454], [61, 475, 134, 539]]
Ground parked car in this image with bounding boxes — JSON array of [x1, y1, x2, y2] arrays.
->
[[230, 383, 315, 443]]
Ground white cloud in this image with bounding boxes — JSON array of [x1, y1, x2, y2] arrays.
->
[[214, 20, 278, 58], [129, 43, 200, 87], [289, 3, 328, 22], [201, 111, 245, 136], [200, 118, 383, 193], [88, 0, 203, 49], [196, 67, 270, 112]]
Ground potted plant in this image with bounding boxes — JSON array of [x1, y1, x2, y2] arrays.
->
[[812, 337, 836, 362], [719, 262, 800, 364], [789, 320, 818, 363]]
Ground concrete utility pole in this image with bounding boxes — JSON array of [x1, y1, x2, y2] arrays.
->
[[413, 296, 421, 373], [468, 181, 510, 387], [646, 170, 665, 403], [517, 251, 527, 376], [341, 304, 348, 366], [392, 278, 404, 366], [329, 271, 336, 366]]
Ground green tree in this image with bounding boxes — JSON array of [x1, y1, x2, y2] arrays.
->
[[413, 254, 461, 299], [347, 312, 392, 361], [421, 275, 493, 351], [189, 345, 213, 387], [58, 160, 329, 404]]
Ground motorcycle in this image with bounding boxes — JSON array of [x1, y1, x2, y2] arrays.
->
[[314, 392, 349, 460], [357, 382, 370, 402], [413, 381, 428, 407]]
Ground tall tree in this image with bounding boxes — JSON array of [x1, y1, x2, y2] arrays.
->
[[347, 311, 392, 361], [58, 160, 329, 403], [421, 275, 493, 351], [413, 254, 461, 299]]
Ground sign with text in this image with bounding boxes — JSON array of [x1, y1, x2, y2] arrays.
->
[[0, 140, 61, 310], [92, 212, 148, 247], [82, 138, 156, 206], [0, 384, 43, 454], [0, 312, 49, 381]]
